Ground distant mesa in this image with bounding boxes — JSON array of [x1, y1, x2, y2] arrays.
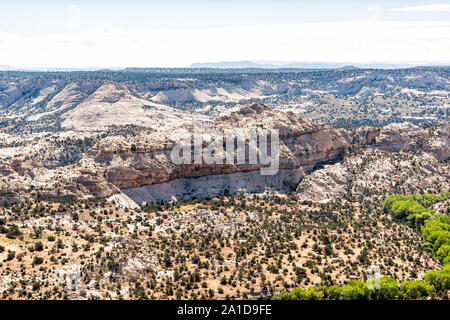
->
[[0, 66, 124, 72], [189, 61, 352, 69], [190, 61, 450, 69], [0, 65, 14, 71], [189, 61, 353, 69]]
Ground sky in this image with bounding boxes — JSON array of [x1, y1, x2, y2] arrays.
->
[[0, 0, 449, 68]]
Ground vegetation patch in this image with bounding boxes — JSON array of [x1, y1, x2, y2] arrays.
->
[[273, 192, 450, 300]]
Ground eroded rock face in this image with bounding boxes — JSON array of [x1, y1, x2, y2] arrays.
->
[[74, 104, 449, 204], [61, 82, 203, 132], [352, 126, 380, 146], [373, 122, 429, 152], [120, 254, 159, 282], [371, 122, 449, 161], [296, 162, 350, 202], [0, 101, 446, 205], [123, 169, 304, 205], [81, 103, 351, 202], [296, 123, 450, 202], [297, 149, 450, 202], [150, 80, 289, 104], [423, 124, 450, 162]]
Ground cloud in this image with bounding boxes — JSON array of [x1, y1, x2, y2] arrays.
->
[[83, 40, 98, 47], [390, 4, 450, 12], [0, 20, 449, 68], [366, 5, 381, 22], [66, 5, 81, 31]]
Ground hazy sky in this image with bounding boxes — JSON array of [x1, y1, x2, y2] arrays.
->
[[0, 0, 449, 68]]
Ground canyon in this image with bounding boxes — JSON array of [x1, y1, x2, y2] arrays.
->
[[0, 69, 448, 300], [0, 100, 448, 206]]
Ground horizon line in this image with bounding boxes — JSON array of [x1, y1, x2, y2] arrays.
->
[[2, 62, 450, 72]]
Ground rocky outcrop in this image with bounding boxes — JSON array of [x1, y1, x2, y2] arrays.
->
[[296, 122, 450, 202], [150, 80, 288, 104], [297, 150, 449, 202], [123, 169, 304, 204], [372, 122, 429, 152], [423, 124, 450, 162], [0, 98, 446, 205], [296, 162, 350, 202], [371, 122, 449, 161], [61, 82, 201, 132], [75, 169, 118, 198], [352, 126, 380, 146], [80, 103, 351, 202], [77, 104, 449, 204]]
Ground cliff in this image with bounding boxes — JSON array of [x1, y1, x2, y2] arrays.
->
[[79, 103, 351, 202]]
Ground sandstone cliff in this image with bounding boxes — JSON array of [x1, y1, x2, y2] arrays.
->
[[296, 122, 450, 202], [77, 103, 350, 203], [0, 102, 447, 205]]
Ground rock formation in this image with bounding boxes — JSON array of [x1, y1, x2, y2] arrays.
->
[[81, 103, 351, 203], [296, 122, 450, 202]]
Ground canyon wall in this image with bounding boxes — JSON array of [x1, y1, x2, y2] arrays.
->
[[85, 103, 351, 203]]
